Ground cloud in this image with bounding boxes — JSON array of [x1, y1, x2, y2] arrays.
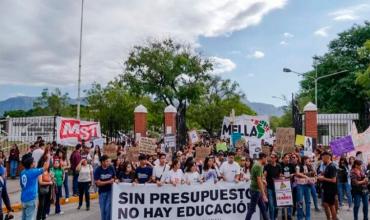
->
[[0, 0, 286, 87], [247, 73, 255, 77], [248, 50, 265, 59], [329, 4, 370, 22], [210, 56, 236, 74], [314, 26, 330, 37], [280, 41, 288, 46], [283, 32, 294, 38]]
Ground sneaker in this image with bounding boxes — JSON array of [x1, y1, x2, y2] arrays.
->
[[315, 207, 321, 212], [57, 212, 64, 215], [347, 207, 352, 212], [65, 198, 69, 203], [77, 206, 81, 210], [86, 207, 90, 211]]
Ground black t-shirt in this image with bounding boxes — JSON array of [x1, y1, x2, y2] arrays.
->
[[322, 162, 337, 193], [280, 163, 295, 179], [264, 163, 281, 190], [337, 165, 348, 183]]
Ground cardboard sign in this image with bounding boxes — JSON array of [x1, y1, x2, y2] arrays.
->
[[216, 142, 228, 152], [139, 137, 157, 155], [274, 179, 293, 207], [163, 134, 176, 153], [275, 128, 295, 153], [104, 143, 118, 160], [195, 147, 211, 162], [262, 145, 271, 157], [126, 147, 140, 163]]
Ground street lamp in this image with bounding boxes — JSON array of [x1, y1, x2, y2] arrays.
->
[[283, 67, 348, 108]]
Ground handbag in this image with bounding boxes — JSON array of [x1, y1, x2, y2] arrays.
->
[[39, 185, 49, 195]]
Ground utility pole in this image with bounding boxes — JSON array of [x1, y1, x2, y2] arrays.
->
[[77, 0, 84, 119]]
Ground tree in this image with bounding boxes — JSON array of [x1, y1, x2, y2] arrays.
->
[[122, 39, 212, 145], [187, 76, 255, 136], [356, 39, 370, 97], [33, 88, 69, 115], [299, 22, 370, 113]]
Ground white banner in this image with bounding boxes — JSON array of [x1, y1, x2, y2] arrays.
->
[[221, 115, 270, 139], [7, 116, 55, 142], [112, 182, 259, 220], [56, 117, 101, 146]]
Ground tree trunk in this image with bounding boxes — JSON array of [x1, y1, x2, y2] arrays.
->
[[177, 102, 187, 150]]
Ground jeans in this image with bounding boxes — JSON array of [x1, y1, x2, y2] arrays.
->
[[337, 182, 352, 207], [353, 193, 369, 220], [55, 186, 62, 214], [267, 188, 277, 220], [73, 171, 79, 195], [99, 191, 112, 220], [296, 184, 311, 220], [78, 182, 90, 208], [22, 199, 36, 220], [9, 160, 18, 177], [245, 189, 269, 220], [63, 172, 70, 198], [309, 184, 319, 209]]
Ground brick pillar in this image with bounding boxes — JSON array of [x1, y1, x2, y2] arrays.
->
[[164, 105, 177, 135], [304, 102, 318, 139], [134, 105, 147, 140]]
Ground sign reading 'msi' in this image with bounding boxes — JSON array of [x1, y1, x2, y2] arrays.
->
[[220, 115, 270, 139]]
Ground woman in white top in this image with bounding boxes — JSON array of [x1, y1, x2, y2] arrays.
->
[[76, 158, 93, 210], [240, 157, 253, 182], [202, 156, 218, 183], [165, 159, 184, 186], [184, 161, 203, 185]]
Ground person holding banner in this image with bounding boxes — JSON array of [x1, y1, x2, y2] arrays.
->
[[245, 152, 269, 220], [350, 160, 369, 220], [165, 159, 185, 186], [151, 153, 170, 185], [184, 161, 203, 184], [220, 152, 241, 183], [94, 155, 116, 220], [202, 156, 218, 183], [135, 155, 153, 184]]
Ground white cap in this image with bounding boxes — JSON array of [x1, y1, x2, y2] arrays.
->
[[303, 102, 317, 112], [164, 105, 177, 113]]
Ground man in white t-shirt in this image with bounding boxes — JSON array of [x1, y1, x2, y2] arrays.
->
[[219, 152, 240, 183], [152, 153, 170, 184], [32, 142, 44, 166]]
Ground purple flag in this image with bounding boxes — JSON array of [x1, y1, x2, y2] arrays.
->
[[330, 135, 355, 156]]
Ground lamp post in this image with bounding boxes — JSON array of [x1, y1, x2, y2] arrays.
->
[[283, 68, 347, 108], [77, 0, 84, 119]]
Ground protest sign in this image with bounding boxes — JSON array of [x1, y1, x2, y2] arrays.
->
[[330, 135, 355, 156], [7, 116, 55, 142], [112, 182, 259, 220], [262, 145, 271, 157], [188, 130, 199, 145], [163, 134, 176, 153], [195, 147, 211, 162], [351, 123, 370, 148], [56, 117, 101, 146], [231, 133, 242, 147], [216, 142, 228, 153], [304, 136, 313, 156], [139, 137, 157, 155], [104, 143, 118, 160], [126, 147, 140, 163], [221, 115, 270, 139], [248, 137, 262, 160], [274, 179, 293, 207], [295, 135, 305, 146], [275, 128, 295, 153]]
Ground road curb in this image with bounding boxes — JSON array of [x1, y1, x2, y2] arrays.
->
[[3, 193, 99, 213]]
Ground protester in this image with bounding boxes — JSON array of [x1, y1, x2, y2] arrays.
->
[[295, 156, 314, 220], [165, 159, 184, 186], [184, 161, 202, 184], [202, 156, 218, 183], [94, 155, 116, 220], [70, 144, 82, 196], [245, 152, 269, 220], [219, 152, 240, 183], [351, 160, 368, 220], [151, 153, 170, 184], [318, 151, 338, 220], [9, 144, 20, 179], [117, 161, 135, 183], [135, 155, 153, 184], [337, 156, 352, 210], [280, 153, 295, 219], [76, 157, 93, 211], [59, 149, 70, 202], [36, 159, 52, 220], [32, 141, 44, 166], [264, 153, 281, 220], [50, 159, 64, 215]]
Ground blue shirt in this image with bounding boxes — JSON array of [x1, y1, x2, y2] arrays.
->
[[20, 168, 43, 203], [135, 166, 153, 184], [0, 165, 5, 177], [94, 165, 116, 193]]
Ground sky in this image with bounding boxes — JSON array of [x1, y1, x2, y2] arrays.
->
[[0, 0, 370, 106]]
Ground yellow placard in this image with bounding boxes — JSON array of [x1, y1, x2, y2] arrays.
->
[[295, 135, 305, 146]]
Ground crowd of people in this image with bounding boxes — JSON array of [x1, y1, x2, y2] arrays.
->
[[0, 136, 368, 220]]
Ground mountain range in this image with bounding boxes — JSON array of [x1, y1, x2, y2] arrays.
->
[[0, 96, 284, 117]]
